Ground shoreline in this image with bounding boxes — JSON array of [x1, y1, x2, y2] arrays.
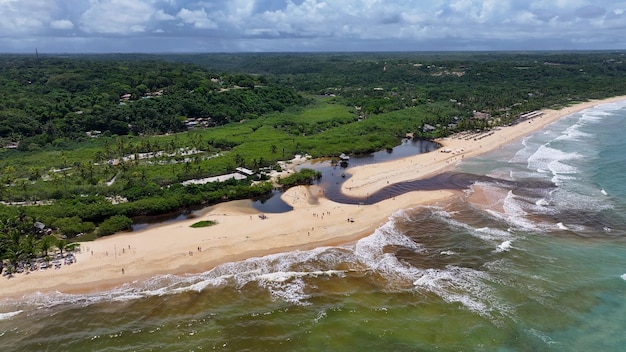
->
[[341, 96, 626, 198], [2, 96, 626, 300]]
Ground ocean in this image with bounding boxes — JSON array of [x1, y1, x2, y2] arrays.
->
[[2, 101, 626, 351]]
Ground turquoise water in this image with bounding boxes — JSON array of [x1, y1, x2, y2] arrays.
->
[[2, 101, 626, 351]]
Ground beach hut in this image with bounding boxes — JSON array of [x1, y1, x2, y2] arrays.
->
[[236, 167, 255, 177]]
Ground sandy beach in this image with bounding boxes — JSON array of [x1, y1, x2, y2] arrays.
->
[[2, 96, 625, 299]]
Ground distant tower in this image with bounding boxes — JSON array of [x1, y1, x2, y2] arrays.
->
[[35, 48, 39, 60]]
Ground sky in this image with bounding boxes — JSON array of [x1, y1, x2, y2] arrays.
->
[[0, 0, 625, 53]]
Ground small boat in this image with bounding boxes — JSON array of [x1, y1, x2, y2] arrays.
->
[[339, 153, 350, 167]]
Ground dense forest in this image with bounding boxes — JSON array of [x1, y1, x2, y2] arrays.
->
[[2, 51, 626, 268], [167, 51, 626, 115], [0, 56, 306, 148]]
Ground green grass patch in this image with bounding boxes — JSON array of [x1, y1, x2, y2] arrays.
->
[[190, 220, 218, 228]]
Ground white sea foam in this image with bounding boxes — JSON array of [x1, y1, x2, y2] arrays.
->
[[527, 328, 560, 347], [313, 309, 327, 324], [554, 121, 593, 142], [601, 188, 608, 196], [495, 240, 513, 253], [579, 110, 611, 123], [550, 188, 613, 213], [0, 310, 23, 320], [351, 214, 516, 319], [621, 274, 626, 281], [11, 207, 526, 321], [427, 206, 457, 219], [7, 210, 519, 326], [8, 245, 359, 309], [259, 276, 310, 305], [355, 230, 420, 285], [257, 270, 346, 283], [428, 204, 514, 242], [355, 214, 423, 268], [556, 222, 569, 230], [527, 144, 582, 179], [412, 266, 510, 319], [499, 191, 539, 231], [595, 99, 626, 111], [509, 136, 538, 163]]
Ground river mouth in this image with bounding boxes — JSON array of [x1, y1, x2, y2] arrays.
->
[[133, 139, 441, 229]]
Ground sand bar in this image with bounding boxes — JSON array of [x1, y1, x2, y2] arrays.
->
[[2, 96, 625, 299]]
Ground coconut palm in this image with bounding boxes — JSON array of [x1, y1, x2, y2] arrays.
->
[[56, 238, 68, 256], [39, 235, 56, 257]]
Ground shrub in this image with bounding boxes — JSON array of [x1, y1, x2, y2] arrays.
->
[[190, 220, 217, 228], [97, 215, 133, 236]]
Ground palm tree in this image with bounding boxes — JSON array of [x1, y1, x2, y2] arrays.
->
[[28, 166, 41, 181], [140, 169, 148, 184], [56, 238, 68, 256], [20, 235, 37, 261], [93, 151, 105, 165], [86, 162, 95, 181], [3, 165, 16, 185], [50, 170, 61, 186], [15, 179, 28, 202], [119, 160, 129, 174], [75, 161, 87, 179], [39, 235, 56, 258]]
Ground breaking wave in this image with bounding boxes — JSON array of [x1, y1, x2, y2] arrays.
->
[[0, 310, 22, 321], [2, 208, 519, 322]]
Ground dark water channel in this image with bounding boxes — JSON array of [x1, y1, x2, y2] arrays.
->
[[256, 138, 442, 210]]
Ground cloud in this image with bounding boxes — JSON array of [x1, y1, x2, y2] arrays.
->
[[0, 0, 58, 35], [574, 5, 606, 19], [78, 0, 176, 34], [154, 9, 176, 21], [50, 19, 74, 30], [0, 0, 625, 52], [176, 7, 217, 29]]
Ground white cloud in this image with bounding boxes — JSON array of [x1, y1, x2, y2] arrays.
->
[[154, 9, 176, 21], [177, 7, 217, 29], [50, 19, 74, 30], [79, 0, 155, 34], [1, 0, 626, 52], [0, 0, 57, 35]]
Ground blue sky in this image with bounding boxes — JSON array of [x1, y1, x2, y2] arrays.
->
[[1, 0, 625, 53]]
